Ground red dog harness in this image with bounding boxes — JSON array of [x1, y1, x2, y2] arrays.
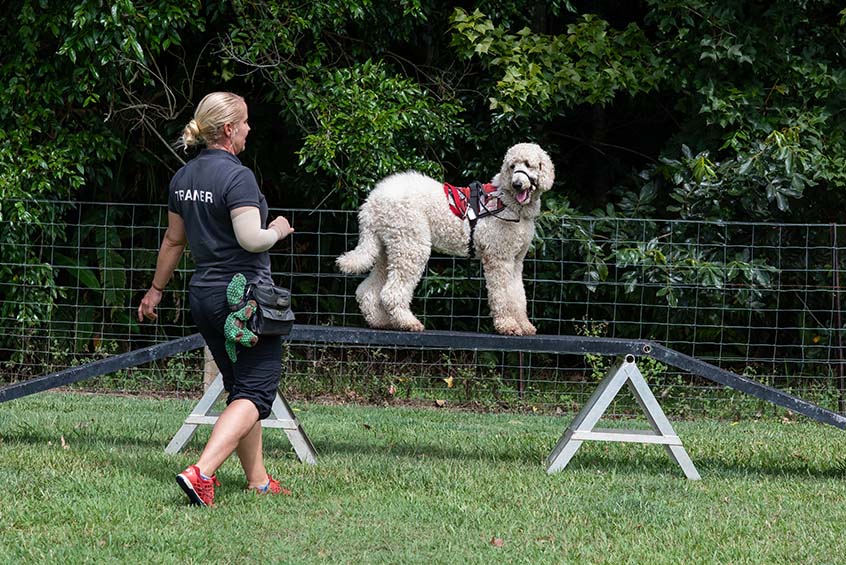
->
[[443, 181, 512, 259], [443, 182, 502, 220]]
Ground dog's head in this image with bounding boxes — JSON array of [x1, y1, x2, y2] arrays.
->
[[491, 143, 555, 212]]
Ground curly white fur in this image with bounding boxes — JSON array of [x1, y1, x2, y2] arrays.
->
[[337, 143, 555, 335]]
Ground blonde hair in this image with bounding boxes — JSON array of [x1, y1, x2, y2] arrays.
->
[[177, 92, 245, 151]]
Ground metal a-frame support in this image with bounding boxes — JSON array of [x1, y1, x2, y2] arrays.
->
[[546, 354, 700, 480], [164, 372, 317, 465]]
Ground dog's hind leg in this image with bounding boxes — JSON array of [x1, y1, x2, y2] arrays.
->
[[380, 236, 430, 332], [355, 253, 392, 329]]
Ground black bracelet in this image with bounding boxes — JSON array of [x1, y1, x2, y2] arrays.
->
[[151, 282, 164, 292]]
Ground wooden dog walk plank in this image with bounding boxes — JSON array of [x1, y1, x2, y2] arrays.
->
[[0, 334, 205, 404], [284, 325, 846, 431], [287, 324, 651, 356], [3, 325, 844, 432], [650, 345, 846, 431]]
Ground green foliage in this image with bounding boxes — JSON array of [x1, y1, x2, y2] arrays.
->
[[224, 1, 466, 208], [643, 135, 823, 221], [576, 319, 670, 382], [0, 200, 67, 353], [290, 60, 463, 206], [226, 0, 428, 57], [451, 8, 666, 115], [644, 0, 846, 210], [536, 193, 779, 333], [2, 1, 204, 203], [52, 207, 135, 353], [60, 0, 202, 75], [3, 0, 846, 375], [0, 1, 205, 357]]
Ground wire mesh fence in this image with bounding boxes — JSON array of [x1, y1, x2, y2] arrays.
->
[[1, 199, 845, 417]]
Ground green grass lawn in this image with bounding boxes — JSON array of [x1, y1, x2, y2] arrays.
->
[[1, 392, 845, 564]]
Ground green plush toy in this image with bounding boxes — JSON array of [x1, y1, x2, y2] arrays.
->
[[224, 273, 258, 362]]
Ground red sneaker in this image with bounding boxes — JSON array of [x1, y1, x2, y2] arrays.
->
[[176, 465, 220, 506], [249, 474, 291, 496]]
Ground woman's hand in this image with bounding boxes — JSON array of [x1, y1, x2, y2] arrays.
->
[[269, 216, 294, 240], [137, 287, 163, 322], [138, 212, 185, 322]]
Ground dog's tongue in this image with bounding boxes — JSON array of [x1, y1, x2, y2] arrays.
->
[[516, 189, 530, 203]]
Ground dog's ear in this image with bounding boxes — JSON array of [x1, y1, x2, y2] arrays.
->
[[537, 148, 555, 192], [490, 173, 502, 188], [501, 145, 520, 176]]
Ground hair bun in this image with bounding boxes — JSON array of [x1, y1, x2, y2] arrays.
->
[[176, 92, 245, 152], [180, 119, 202, 150]]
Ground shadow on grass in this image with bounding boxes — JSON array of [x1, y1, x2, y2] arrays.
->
[[0, 424, 177, 451], [688, 455, 846, 481], [562, 449, 846, 481], [308, 436, 846, 480], [310, 435, 544, 464], [4, 417, 844, 482]]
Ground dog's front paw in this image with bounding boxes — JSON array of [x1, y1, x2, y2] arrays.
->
[[405, 320, 425, 332], [390, 311, 425, 332], [494, 319, 522, 336], [520, 322, 537, 335]]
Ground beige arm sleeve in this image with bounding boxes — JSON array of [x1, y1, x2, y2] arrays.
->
[[231, 207, 279, 253]]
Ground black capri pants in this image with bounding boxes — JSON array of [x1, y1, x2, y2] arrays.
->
[[189, 285, 282, 420]]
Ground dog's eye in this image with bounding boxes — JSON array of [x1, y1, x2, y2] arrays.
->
[[509, 164, 515, 169]]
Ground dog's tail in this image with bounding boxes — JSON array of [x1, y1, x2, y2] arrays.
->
[[337, 208, 381, 274]]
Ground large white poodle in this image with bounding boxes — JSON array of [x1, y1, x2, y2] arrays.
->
[[337, 143, 555, 335]]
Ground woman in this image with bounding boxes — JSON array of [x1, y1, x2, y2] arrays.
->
[[137, 92, 294, 506]]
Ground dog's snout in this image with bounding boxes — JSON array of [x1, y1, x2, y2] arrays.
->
[[512, 168, 533, 190]]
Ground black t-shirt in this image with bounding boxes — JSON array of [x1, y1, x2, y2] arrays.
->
[[168, 149, 273, 287]]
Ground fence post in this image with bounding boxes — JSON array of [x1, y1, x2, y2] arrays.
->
[[832, 225, 845, 414]]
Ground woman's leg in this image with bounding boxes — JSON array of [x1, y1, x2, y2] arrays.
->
[[235, 420, 270, 488], [187, 285, 281, 486], [195, 398, 260, 476]]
